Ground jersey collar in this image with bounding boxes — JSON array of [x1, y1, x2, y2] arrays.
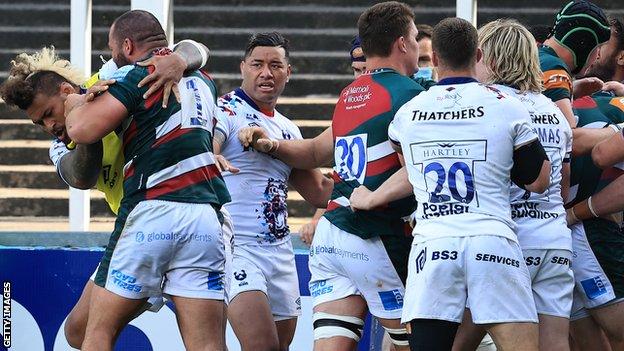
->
[[234, 88, 275, 117], [437, 77, 478, 85]]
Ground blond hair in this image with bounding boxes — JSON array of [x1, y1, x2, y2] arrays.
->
[[478, 19, 543, 93], [0, 47, 86, 109]]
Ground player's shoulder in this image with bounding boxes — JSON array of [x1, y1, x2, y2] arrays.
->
[[538, 45, 569, 72], [108, 64, 145, 83], [216, 89, 247, 117]]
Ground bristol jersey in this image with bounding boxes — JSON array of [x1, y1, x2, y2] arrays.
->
[[215, 88, 302, 246], [570, 93, 624, 205], [390, 78, 538, 243], [539, 45, 573, 103], [497, 85, 572, 251], [323, 68, 425, 239], [106, 55, 230, 208]]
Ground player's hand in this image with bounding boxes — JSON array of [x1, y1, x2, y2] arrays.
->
[[214, 154, 240, 173], [603, 81, 624, 96], [64, 93, 87, 117], [238, 126, 276, 152], [137, 52, 186, 108], [84, 79, 115, 102], [349, 185, 375, 211], [573, 77, 604, 99], [299, 219, 318, 246], [566, 208, 580, 226]]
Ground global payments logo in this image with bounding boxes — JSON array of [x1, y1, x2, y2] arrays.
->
[[135, 231, 145, 243]]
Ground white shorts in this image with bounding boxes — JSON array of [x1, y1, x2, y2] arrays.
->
[[308, 217, 406, 319], [522, 249, 574, 318], [569, 223, 617, 320], [402, 235, 537, 324], [225, 240, 301, 319], [89, 265, 165, 312], [99, 200, 226, 300]]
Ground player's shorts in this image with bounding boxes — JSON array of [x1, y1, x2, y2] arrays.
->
[[308, 217, 407, 320], [225, 240, 301, 319], [94, 200, 226, 300], [522, 249, 574, 318], [402, 235, 537, 324], [570, 221, 619, 320]]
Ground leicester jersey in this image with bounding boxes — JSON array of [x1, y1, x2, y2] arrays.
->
[[106, 56, 230, 208], [570, 93, 624, 205], [215, 88, 302, 246], [390, 78, 538, 243], [539, 45, 573, 103], [323, 68, 425, 239], [497, 85, 572, 251]]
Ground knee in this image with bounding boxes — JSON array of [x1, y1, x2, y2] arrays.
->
[[64, 316, 85, 349]]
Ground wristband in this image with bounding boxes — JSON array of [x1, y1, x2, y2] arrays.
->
[[587, 196, 599, 218], [176, 39, 209, 68], [572, 199, 593, 221]]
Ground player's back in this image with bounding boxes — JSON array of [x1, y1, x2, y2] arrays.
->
[[391, 78, 537, 242], [498, 85, 572, 251]]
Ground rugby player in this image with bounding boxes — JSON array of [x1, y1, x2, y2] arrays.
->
[[239, 2, 425, 350], [451, 19, 573, 351], [300, 35, 367, 246], [214, 32, 332, 351], [564, 18, 624, 350], [0, 40, 211, 348], [414, 24, 436, 80], [349, 17, 551, 351], [539, 0, 611, 127], [63, 10, 230, 350]]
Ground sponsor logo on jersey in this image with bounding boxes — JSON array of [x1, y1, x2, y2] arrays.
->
[[551, 256, 571, 266], [422, 202, 469, 219], [475, 253, 520, 268], [310, 280, 333, 298], [411, 107, 484, 121], [535, 127, 562, 145], [342, 85, 372, 105], [110, 269, 142, 292], [378, 289, 404, 311], [415, 248, 426, 273], [511, 202, 560, 220], [581, 276, 608, 300], [531, 113, 561, 125], [524, 256, 542, 266]]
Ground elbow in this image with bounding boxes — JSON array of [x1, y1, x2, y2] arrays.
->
[[67, 124, 99, 145], [69, 179, 96, 190], [309, 178, 334, 208], [591, 146, 612, 169], [525, 161, 551, 194]]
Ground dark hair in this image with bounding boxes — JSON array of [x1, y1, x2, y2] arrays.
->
[[244, 32, 290, 60], [528, 24, 553, 44], [111, 10, 168, 50], [432, 17, 479, 70], [416, 24, 433, 41], [0, 70, 70, 110], [357, 1, 415, 58], [611, 17, 624, 52]]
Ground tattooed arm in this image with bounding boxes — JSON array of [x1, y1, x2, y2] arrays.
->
[[56, 141, 103, 189]]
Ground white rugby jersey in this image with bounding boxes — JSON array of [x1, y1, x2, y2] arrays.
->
[[497, 85, 572, 251], [389, 78, 538, 243], [216, 88, 302, 246]]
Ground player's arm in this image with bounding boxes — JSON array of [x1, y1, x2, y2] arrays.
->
[[567, 175, 624, 225], [592, 129, 624, 168], [65, 92, 128, 145], [349, 166, 412, 211], [289, 168, 333, 208], [239, 126, 334, 169], [511, 139, 551, 194], [555, 99, 577, 128], [57, 142, 103, 189], [572, 126, 618, 156]]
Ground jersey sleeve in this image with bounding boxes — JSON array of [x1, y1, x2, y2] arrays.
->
[[510, 102, 539, 147], [106, 65, 145, 115], [49, 139, 71, 186], [542, 69, 572, 102], [389, 105, 409, 147], [214, 99, 233, 143]]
